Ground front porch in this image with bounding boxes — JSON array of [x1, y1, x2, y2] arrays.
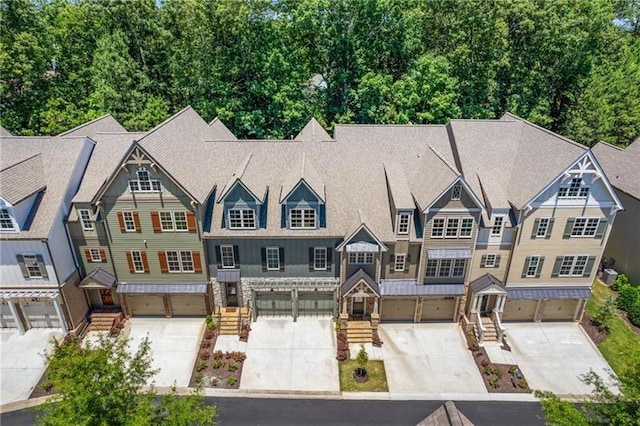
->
[[339, 269, 381, 344], [468, 274, 508, 343]]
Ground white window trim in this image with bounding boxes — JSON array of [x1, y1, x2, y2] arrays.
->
[[289, 208, 316, 229], [484, 253, 497, 268], [220, 245, 235, 269], [426, 258, 466, 278], [122, 211, 136, 232], [128, 168, 162, 193], [397, 213, 411, 235], [179, 250, 195, 273], [314, 247, 327, 271], [228, 208, 257, 229], [160, 211, 188, 232], [166, 250, 194, 273], [526, 255, 541, 277], [23, 254, 43, 278], [535, 218, 550, 238], [348, 252, 374, 264], [266, 247, 280, 271], [89, 248, 102, 262], [459, 217, 474, 239], [0, 208, 17, 232], [79, 209, 94, 231], [451, 185, 461, 201], [490, 216, 505, 237], [131, 250, 145, 273], [431, 218, 445, 238], [394, 254, 406, 272], [571, 217, 600, 237], [558, 177, 589, 199], [559, 255, 589, 277], [445, 217, 460, 239]]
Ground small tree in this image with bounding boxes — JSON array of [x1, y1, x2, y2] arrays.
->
[[38, 335, 216, 426], [593, 295, 616, 332], [356, 345, 369, 373]]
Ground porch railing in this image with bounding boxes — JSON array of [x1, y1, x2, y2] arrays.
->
[[475, 311, 486, 343], [491, 309, 506, 342]]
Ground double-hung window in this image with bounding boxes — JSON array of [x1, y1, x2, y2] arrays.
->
[[314, 247, 327, 270], [438, 259, 453, 277], [131, 250, 145, 273], [571, 218, 600, 237], [23, 254, 43, 278], [89, 248, 102, 262], [166, 250, 194, 272], [394, 254, 406, 272], [459, 218, 473, 238], [445, 218, 459, 238], [491, 216, 504, 236], [122, 211, 136, 232], [526, 256, 541, 277], [266, 247, 280, 270], [535, 218, 550, 237], [431, 218, 445, 238], [425, 259, 438, 277], [228, 209, 256, 229], [452, 259, 466, 277], [348, 252, 374, 264], [220, 245, 235, 269], [159, 211, 187, 232], [79, 209, 93, 231], [484, 254, 497, 267], [426, 259, 466, 278], [559, 255, 589, 276], [290, 208, 316, 229], [397, 213, 410, 235], [0, 209, 15, 231]]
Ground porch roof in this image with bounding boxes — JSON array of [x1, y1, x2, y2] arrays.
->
[[427, 248, 472, 259], [470, 273, 506, 294], [342, 269, 380, 296], [217, 269, 240, 283], [507, 286, 591, 300], [345, 241, 379, 253], [79, 268, 116, 289], [117, 283, 207, 294], [380, 280, 464, 296]]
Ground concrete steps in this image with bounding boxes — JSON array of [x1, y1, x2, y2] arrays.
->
[[346, 321, 373, 344], [217, 307, 250, 335], [475, 317, 499, 342]]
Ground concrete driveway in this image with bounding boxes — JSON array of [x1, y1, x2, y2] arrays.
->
[[506, 323, 614, 396], [1, 329, 63, 406], [379, 323, 486, 394], [241, 318, 339, 393], [125, 318, 204, 387]]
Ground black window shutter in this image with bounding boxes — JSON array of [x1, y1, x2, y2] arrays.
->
[[281, 205, 287, 228], [535, 257, 545, 278], [261, 248, 267, 272], [546, 218, 555, 239], [495, 255, 501, 268], [309, 247, 315, 272], [233, 245, 239, 264], [563, 218, 576, 239], [35, 255, 49, 279], [16, 254, 29, 278], [405, 254, 411, 272], [279, 247, 285, 271], [480, 255, 487, 268], [326, 248, 333, 271], [531, 219, 541, 239], [551, 257, 563, 277], [521, 256, 531, 278], [595, 219, 608, 238], [583, 256, 596, 277], [215, 246, 222, 268]]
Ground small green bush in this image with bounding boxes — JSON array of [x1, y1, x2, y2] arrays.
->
[[593, 295, 617, 332], [616, 285, 639, 312], [212, 359, 224, 369], [489, 379, 500, 389], [611, 274, 631, 291], [627, 302, 640, 327], [494, 368, 504, 379], [228, 364, 238, 372], [356, 345, 369, 370], [195, 362, 207, 372], [517, 380, 528, 389], [205, 315, 216, 330], [226, 377, 237, 386]]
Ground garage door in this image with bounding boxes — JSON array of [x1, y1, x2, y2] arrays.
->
[[0, 301, 17, 328], [255, 292, 292, 317], [129, 295, 166, 316], [170, 295, 207, 316], [421, 297, 456, 321], [298, 292, 334, 317], [381, 298, 416, 322], [502, 299, 537, 321], [21, 301, 60, 328], [541, 299, 578, 321]]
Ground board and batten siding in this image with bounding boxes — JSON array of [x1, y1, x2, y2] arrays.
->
[[381, 243, 421, 279], [68, 218, 115, 276], [207, 238, 341, 278], [0, 240, 57, 285], [508, 206, 611, 285], [603, 190, 640, 284]]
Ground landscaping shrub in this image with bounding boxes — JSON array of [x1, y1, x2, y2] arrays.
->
[[616, 285, 639, 312], [593, 295, 616, 332], [468, 341, 479, 351], [205, 315, 216, 330], [200, 341, 211, 349], [226, 377, 237, 386], [228, 364, 238, 373], [196, 362, 207, 372], [199, 350, 211, 361], [611, 274, 631, 291], [229, 351, 246, 362], [627, 302, 640, 327], [204, 330, 215, 340], [212, 350, 224, 360]]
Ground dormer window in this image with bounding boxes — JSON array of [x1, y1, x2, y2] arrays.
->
[[397, 213, 411, 235], [451, 185, 461, 200], [290, 208, 316, 229], [228, 209, 256, 229], [129, 168, 161, 193], [79, 209, 94, 231], [491, 216, 504, 236], [0, 209, 16, 231], [558, 177, 589, 199]]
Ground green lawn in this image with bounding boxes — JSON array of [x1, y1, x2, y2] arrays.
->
[[586, 279, 640, 376], [338, 360, 389, 392]]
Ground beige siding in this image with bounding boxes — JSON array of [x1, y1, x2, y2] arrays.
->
[[381, 243, 421, 279], [604, 191, 640, 284], [430, 185, 478, 210], [468, 247, 512, 283]]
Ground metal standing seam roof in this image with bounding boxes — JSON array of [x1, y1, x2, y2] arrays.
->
[[346, 242, 380, 252], [507, 286, 591, 300], [116, 283, 207, 294], [79, 268, 116, 288], [380, 280, 465, 296], [217, 269, 241, 283], [469, 273, 506, 294], [427, 248, 473, 259]]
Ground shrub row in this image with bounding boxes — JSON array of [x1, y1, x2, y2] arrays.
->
[[613, 275, 640, 327]]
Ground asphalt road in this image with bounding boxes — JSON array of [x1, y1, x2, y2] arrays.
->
[[1, 397, 545, 425]]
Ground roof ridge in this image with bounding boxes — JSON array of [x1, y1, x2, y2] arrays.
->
[[593, 140, 625, 151], [58, 114, 118, 136], [0, 153, 42, 172], [427, 145, 459, 175], [136, 106, 196, 143]]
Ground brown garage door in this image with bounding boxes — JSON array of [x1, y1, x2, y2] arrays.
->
[[502, 300, 537, 321], [129, 295, 166, 316], [421, 298, 456, 321], [381, 298, 416, 322], [170, 295, 207, 316], [541, 299, 578, 321]]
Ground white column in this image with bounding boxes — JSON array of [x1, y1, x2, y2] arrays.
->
[[52, 298, 68, 334], [500, 295, 507, 311], [7, 300, 25, 335], [342, 297, 348, 314], [373, 298, 378, 314], [473, 295, 481, 311]]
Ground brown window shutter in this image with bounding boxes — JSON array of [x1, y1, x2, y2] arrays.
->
[[150, 211, 161, 233], [117, 211, 126, 232], [141, 251, 150, 273], [126, 251, 135, 273], [84, 249, 92, 263], [186, 211, 196, 232], [99, 249, 107, 262], [133, 211, 141, 232], [158, 251, 168, 273], [193, 251, 202, 273]]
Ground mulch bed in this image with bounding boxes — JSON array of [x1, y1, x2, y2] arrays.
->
[[188, 328, 246, 389], [464, 325, 531, 393], [580, 311, 609, 345]]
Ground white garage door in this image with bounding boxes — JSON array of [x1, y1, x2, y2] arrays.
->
[[502, 300, 538, 321], [542, 299, 578, 321], [170, 295, 207, 316], [421, 298, 456, 321], [129, 295, 166, 316], [381, 298, 416, 322], [21, 301, 60, 328], [0, 301, 17, 328]]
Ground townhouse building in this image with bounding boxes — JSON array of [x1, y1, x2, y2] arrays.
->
[[592, 139, 640, 284]]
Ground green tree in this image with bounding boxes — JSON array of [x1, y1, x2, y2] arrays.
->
[[38, 336, 215, 426], [592, 295, 617, 332]]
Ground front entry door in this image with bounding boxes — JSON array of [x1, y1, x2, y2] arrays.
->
[[479, 295, 494, 315], [100, 289, 114, 306], [225, 283, 238, 307], [352, 299, 365, 316]]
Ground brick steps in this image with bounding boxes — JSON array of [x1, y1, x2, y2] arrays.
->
[[217, 307, 250, 336], [87, 311, 124, 333], [346, 321, 373, 344]]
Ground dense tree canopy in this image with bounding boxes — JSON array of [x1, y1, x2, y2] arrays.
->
[[1, 0, 638, 146]]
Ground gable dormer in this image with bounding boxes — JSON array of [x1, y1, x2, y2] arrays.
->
[[384, 162, 416, 239], [217, 154, 267, 230], [280, 154, 325, 229], [0, 154, 47, 233]]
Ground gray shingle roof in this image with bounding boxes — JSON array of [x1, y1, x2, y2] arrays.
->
[[0, 136, 90, 239], [208, 117, 237, 140], [384, 162, 414, 210], [341, 268, 380, 296], [0, 154, 46, 204], [59, 114, 126, 138], [294, 118, 332, 142], [280, 153, 326, 203], [469, 273, 505, 293], [0, 125, 12, 136], [592, 139, 640, 199]]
